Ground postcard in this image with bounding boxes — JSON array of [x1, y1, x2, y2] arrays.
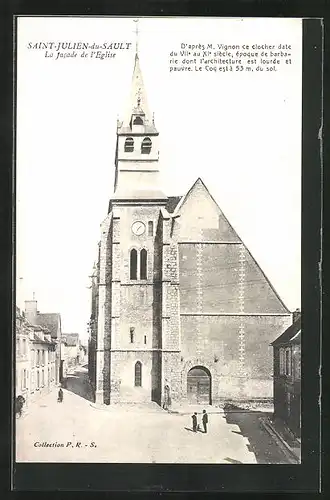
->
[[15, 16, 303, 470]]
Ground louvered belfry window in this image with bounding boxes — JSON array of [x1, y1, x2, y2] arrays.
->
[[124, 137, 134, 152], [141, 137, 152, 154]]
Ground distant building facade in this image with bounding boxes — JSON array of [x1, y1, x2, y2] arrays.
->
[[271, 310, 301, 437], [61, 333, 81, 376], [89, 47, 293, 406]]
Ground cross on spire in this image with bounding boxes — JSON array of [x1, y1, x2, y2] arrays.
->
[[133, 18, 139, 55]]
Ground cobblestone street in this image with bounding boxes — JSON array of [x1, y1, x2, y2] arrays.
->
[[16, 365, 290, 464]]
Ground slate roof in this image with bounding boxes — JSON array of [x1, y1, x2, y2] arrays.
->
[[37, 313, 61, 339], [166, 196, 182, 213], [271, 316, 301, 346]]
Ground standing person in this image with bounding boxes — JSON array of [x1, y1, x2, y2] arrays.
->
[[58, 387, 63, 403], [202, 409, 208, 433], [15, 396, 25, 418], [192, 412, 198, 432]]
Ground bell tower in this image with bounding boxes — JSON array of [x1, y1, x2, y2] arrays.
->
[[93, 20, 173, 406], [112, 22, 166, 202]]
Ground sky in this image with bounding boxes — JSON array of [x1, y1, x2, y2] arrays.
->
[[16, 17, 302, 342]]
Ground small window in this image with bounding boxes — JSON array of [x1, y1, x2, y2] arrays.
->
[[144, 335, 147, 345], [135, 361, 142, 387], [130, 249, 138, 280], [285, 349, 292, 376], [130, 327, 135, 344], [141, 137, 152, 154], [133, 116, 143, 126], [140, 249, 147, 280], [124, 137, 134, 152], [148, 221, 154, 236]]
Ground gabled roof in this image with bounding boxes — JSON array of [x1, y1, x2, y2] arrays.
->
[[271, 316, 301, 346], [173, 178, 218, 217], [37, 313, 61, 339], [174, 177, 290, 313]]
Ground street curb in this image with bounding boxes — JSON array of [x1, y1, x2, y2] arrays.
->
[[259, 417, 300, 463], [168, 409, 272, 416]]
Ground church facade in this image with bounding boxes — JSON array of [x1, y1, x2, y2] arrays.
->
[[88, 49, 292, 407]]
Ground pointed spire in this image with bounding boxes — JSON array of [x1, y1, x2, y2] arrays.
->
[[120, 19, 152, 128]]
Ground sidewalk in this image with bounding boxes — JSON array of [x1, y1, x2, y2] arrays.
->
[[259, 416, 301, 463]]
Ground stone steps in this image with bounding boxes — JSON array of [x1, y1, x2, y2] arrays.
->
[[90, 400, 164, 413], [119, 386, 151, 403]]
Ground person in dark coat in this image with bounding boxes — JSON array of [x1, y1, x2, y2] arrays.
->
[[192, 412, 198, 432], [202, 409, 208, 433], [15, 395, 25, 417], [57, 388, 63, 403]]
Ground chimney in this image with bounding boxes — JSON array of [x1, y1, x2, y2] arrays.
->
[[25, 299, 38, 325], [292, 308, 301, 323]]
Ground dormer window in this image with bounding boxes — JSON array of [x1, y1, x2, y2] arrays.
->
[[133, 116, 144, 126], [141, 137, 152, 154], [124, 137, 134, 152]]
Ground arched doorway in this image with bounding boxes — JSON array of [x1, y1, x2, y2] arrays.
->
[[187, 366, 211, 404]]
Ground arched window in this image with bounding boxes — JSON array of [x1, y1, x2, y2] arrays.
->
[[124, 137, 134, 152], [140, 249, 147, 280], [133, 116, 143, 126], [134, 361, 142, 387], [141, 137, 152, 154], [130, 249, 137, 280]]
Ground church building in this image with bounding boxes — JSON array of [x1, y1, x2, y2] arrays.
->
[[88, 44, 293, 407]]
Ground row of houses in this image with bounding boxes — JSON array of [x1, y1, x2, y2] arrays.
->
[[16, 304, 60, 405], [16, 299, 86, 407]]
